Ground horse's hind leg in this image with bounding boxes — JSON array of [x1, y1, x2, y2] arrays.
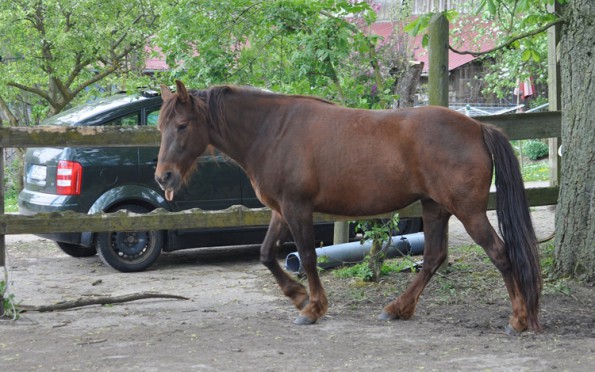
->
[[457, 213, 529, 334], [381, 199, 451, 320], [260, 211, 309, 311]]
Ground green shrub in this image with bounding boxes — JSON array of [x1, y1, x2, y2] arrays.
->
[[524, 140, 549, 160]]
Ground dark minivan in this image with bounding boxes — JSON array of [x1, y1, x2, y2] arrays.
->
[[19, 91, 421, 272]]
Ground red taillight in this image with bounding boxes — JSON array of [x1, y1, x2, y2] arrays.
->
[[56, 160, 82, 195]]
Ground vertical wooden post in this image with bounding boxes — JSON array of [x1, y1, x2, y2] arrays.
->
[[547, 2, 562, 187], [1, 146, 5, 267], [428, 13, 449, 107], [428, 12, 450, 269], [333, 221, 349, 245], [1, 146, 5, 315]]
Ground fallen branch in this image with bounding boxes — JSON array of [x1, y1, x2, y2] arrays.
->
[[20, 292, 189, 312]]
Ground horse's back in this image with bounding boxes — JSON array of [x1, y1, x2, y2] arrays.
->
[[277, 105, 493, 216]]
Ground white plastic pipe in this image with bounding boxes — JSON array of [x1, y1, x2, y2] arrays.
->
[[285, 232, 424, 273]]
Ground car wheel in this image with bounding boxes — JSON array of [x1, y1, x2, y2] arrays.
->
[[56, 242, 97, 257], [96, 204, 163, 272]]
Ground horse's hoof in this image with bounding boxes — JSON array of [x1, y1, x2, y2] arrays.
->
[[378, 311, 396, 321], [294, 315, 316, 325], [505, 324, 521, 336]]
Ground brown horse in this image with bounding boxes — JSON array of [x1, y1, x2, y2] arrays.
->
[[155, 80, 542, 334]]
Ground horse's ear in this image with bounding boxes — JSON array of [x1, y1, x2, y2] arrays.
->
[[175, 80, 190, 103], [160, 84, 174, 102]]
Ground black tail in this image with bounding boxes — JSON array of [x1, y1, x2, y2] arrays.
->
[[481, 124, 542, 330]]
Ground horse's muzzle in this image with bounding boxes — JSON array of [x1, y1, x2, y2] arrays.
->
[[155, 169, 180, 201]]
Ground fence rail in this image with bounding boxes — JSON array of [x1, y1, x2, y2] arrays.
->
[[1, 111, 561, 266]]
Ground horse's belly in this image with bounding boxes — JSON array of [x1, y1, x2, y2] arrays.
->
[[314, 185, 418, 217]]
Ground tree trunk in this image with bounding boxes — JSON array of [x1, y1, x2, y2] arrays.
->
[[554, 0, 595, 282], [393, 62, 424, 108]]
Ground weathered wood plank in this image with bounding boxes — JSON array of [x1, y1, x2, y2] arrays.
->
[[0, 126, 160, 148], [475, 111, 561, 140], [0, 112, 561, 148], [0, 188, 558, 235]]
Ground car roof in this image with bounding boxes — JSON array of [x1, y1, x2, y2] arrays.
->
[[41, 93, 163, 127]]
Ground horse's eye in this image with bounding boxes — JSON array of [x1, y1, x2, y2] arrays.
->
[[177, 123, 188, 132]]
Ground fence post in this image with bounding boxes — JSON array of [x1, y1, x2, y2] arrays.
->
[[547, 2, 562, 187], [333, 221, 349, 245], [1, 146, 5, 315], [1, 146, 5, 267], [428, 13, 449, 107], [428, 12, 450, 270]]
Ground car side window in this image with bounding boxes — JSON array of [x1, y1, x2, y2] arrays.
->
[[105, 112, 140, 126], [146, 107, 160, 126]]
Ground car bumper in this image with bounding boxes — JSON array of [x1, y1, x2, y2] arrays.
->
[[18, 189, 93, 247]]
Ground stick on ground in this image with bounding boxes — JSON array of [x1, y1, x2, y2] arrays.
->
[[21, 292, 189, 312]]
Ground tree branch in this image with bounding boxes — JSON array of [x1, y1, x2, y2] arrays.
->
[[20, 292, 189, 312], [0, 95, 19, 126], [449, 17, 566, 57], [70, 65, 119, 98], [6, 82, 52, 102]]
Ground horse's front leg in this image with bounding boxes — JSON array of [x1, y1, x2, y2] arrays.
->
[[282, 206, 328, 325], [261, 211, 309, 311]]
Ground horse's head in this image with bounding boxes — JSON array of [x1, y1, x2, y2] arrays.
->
[[155, 80, 209, 201]]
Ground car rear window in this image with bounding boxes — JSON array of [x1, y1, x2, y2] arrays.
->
[[40, 95, 150, 126], [147, 109, 160, 126], [104, 112, 140, 126]]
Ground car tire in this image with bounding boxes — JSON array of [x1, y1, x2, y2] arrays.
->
[[96, 204, 163, 272], [56, 242, 97, 257]]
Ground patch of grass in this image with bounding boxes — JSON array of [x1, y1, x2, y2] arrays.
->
[[333, 261, 375, 281], [332, 256, 418, 281], [1, 280, 21, 320], [539, 242, 574, 296], [3, 193, 19, 213], [540, 243, 556, 277], [521, 159, 549, 182]]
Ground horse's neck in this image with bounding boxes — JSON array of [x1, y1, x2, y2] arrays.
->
[[208, 93, 275, 169]]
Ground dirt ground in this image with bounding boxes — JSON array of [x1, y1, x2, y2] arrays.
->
[[1, 206, 594, 371]]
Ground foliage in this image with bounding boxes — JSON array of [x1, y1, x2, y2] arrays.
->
[[540, 242, 573, 295], [520, 159, 549, 182], [0, 0, 162, 124], [333, 260, 375, 281], [524, 140, 549, 160], [0, 280, 21, 320], [353, 213, 401, 282], [3, 192, 18, 213], [333, 256, 418, 281], [155, 0, 412, 109], [331, 214, 404, 282], [404, 1, 564, 99], [470, 1, 564, 99]]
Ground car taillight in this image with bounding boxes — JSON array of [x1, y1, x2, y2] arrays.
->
[[56, 160, 82, 195]]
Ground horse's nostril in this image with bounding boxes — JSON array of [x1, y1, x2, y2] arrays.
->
[[156, 171, 173, 185]]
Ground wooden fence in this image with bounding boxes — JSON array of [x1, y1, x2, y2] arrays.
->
[[0, 111, 561, 266]]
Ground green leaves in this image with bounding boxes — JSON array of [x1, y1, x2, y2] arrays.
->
[[1, 0, 163, 119], [521, 48, 541, 62], [155, 0, 396, 108], [0, 280, 21, 320], [404, 13, 433, 36]]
